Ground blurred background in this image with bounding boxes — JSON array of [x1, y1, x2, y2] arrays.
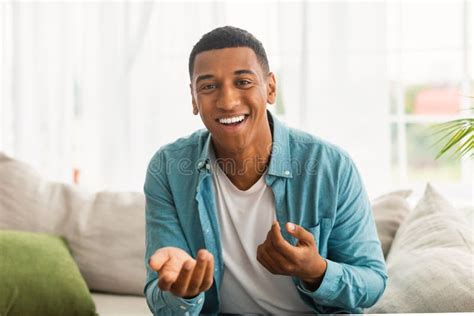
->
[[0, 0, 472, 206]]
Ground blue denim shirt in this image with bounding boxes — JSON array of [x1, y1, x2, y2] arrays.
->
[[144, 111, 387, 315]]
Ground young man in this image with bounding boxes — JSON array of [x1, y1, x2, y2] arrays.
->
[[144, 26, 387, 315]]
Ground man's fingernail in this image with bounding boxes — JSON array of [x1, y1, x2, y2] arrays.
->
[[288, 223, 296, 231]]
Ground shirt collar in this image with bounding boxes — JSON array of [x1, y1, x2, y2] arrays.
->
[[267, 110, 293, 178], [196, 110, 292, 178]]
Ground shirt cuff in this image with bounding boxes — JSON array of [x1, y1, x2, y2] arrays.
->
[[160, 290, 205, 313], [146, 278, 205, 314], [297, 259, 343, 303]]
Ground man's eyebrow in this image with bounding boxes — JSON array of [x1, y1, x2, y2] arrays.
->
[[195, 70, 257, 84], [234, 69, 257, 76], [195, 74, 214, 84]]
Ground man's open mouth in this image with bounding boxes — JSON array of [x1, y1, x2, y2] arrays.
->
[[217, 114, 249, 127]]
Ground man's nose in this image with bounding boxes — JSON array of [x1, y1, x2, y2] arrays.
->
[[216, 84, 240, 110]]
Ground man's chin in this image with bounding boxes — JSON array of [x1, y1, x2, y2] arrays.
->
[[211, 135, 248, 154]]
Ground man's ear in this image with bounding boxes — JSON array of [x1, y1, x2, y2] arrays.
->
[[190, 83, 198, 115], [266, 72, 276, 104]]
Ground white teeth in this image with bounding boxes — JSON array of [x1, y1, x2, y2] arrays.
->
[[219, 115, 245, 125]]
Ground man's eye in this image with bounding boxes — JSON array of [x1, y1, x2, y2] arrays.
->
[[202, 84, 216, 90], [237, 80, 251, 86]]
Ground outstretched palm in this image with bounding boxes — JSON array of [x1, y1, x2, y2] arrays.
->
[[149, 247, 214, 298]]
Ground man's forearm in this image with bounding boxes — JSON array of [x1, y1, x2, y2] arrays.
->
[[297, 259, 387, 311]]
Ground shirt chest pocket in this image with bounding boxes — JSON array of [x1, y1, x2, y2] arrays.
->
[[304, 218, 331, 258]]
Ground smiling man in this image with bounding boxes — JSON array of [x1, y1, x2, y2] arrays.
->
[[144, 26, 387, 315]]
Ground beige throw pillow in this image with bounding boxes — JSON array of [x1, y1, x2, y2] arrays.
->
[[372, 190, 412, 258], [368, 184, 474, 313], [0, 152, 146, 296]]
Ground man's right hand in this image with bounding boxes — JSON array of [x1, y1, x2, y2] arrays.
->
[[149, 247, 214, 299]]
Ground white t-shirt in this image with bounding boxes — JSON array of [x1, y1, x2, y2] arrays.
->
[[209, 148, 313, 314]]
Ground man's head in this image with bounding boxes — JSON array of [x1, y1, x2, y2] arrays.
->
[[188, 26, 269, 80], [188, 26, 276, 156]]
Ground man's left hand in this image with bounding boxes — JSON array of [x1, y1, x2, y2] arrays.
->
[[256, 221, 327, 291]]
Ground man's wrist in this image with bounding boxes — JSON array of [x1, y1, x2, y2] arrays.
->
[[300, 257, 327, 291]]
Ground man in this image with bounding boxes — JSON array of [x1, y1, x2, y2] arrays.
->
[[144, 26, 387, 315]]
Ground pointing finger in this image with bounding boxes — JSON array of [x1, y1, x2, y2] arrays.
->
[[270, 221, 295, 259], [286, 222, 315, 246]]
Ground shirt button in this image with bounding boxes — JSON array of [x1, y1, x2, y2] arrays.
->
[[206, 164, 211, 170], [284, 170, 290, 176], [180, 305, 186, 310]]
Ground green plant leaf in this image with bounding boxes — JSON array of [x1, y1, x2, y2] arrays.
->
[[433, 117, 473, 159]]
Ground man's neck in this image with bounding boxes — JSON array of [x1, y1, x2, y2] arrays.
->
[[212, 127, 272, 191]]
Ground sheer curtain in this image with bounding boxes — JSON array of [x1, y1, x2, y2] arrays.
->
[[1, 1, 390, 196], [275, 2, 390, 197], [1, 2, 77, 183]]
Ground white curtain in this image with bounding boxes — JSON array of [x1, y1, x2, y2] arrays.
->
[[0, 1, 390, 195], [276, 2, 390, 197]]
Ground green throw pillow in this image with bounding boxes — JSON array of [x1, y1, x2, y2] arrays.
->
[[0, 230, 97, 316]]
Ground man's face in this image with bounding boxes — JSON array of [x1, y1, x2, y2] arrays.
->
[[190, 47, 276, 153]]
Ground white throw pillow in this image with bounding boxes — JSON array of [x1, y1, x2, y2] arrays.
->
[[371, 190, 412, 258], [0, 152, 146, 296], [368, 183, 474, 313]]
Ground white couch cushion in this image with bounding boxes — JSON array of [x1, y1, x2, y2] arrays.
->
[[0, 152, 146, 296], [368, 184, 474, 313], [372, 190, 412, 257], [91, 293, 151, 315]]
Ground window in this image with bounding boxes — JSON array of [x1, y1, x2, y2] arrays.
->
[[387, 1, 473, 206]]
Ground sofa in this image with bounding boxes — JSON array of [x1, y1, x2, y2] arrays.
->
[[0, 151, 472, 315]]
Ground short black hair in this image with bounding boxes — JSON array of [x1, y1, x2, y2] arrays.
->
[[188, 26, 269, 80]]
